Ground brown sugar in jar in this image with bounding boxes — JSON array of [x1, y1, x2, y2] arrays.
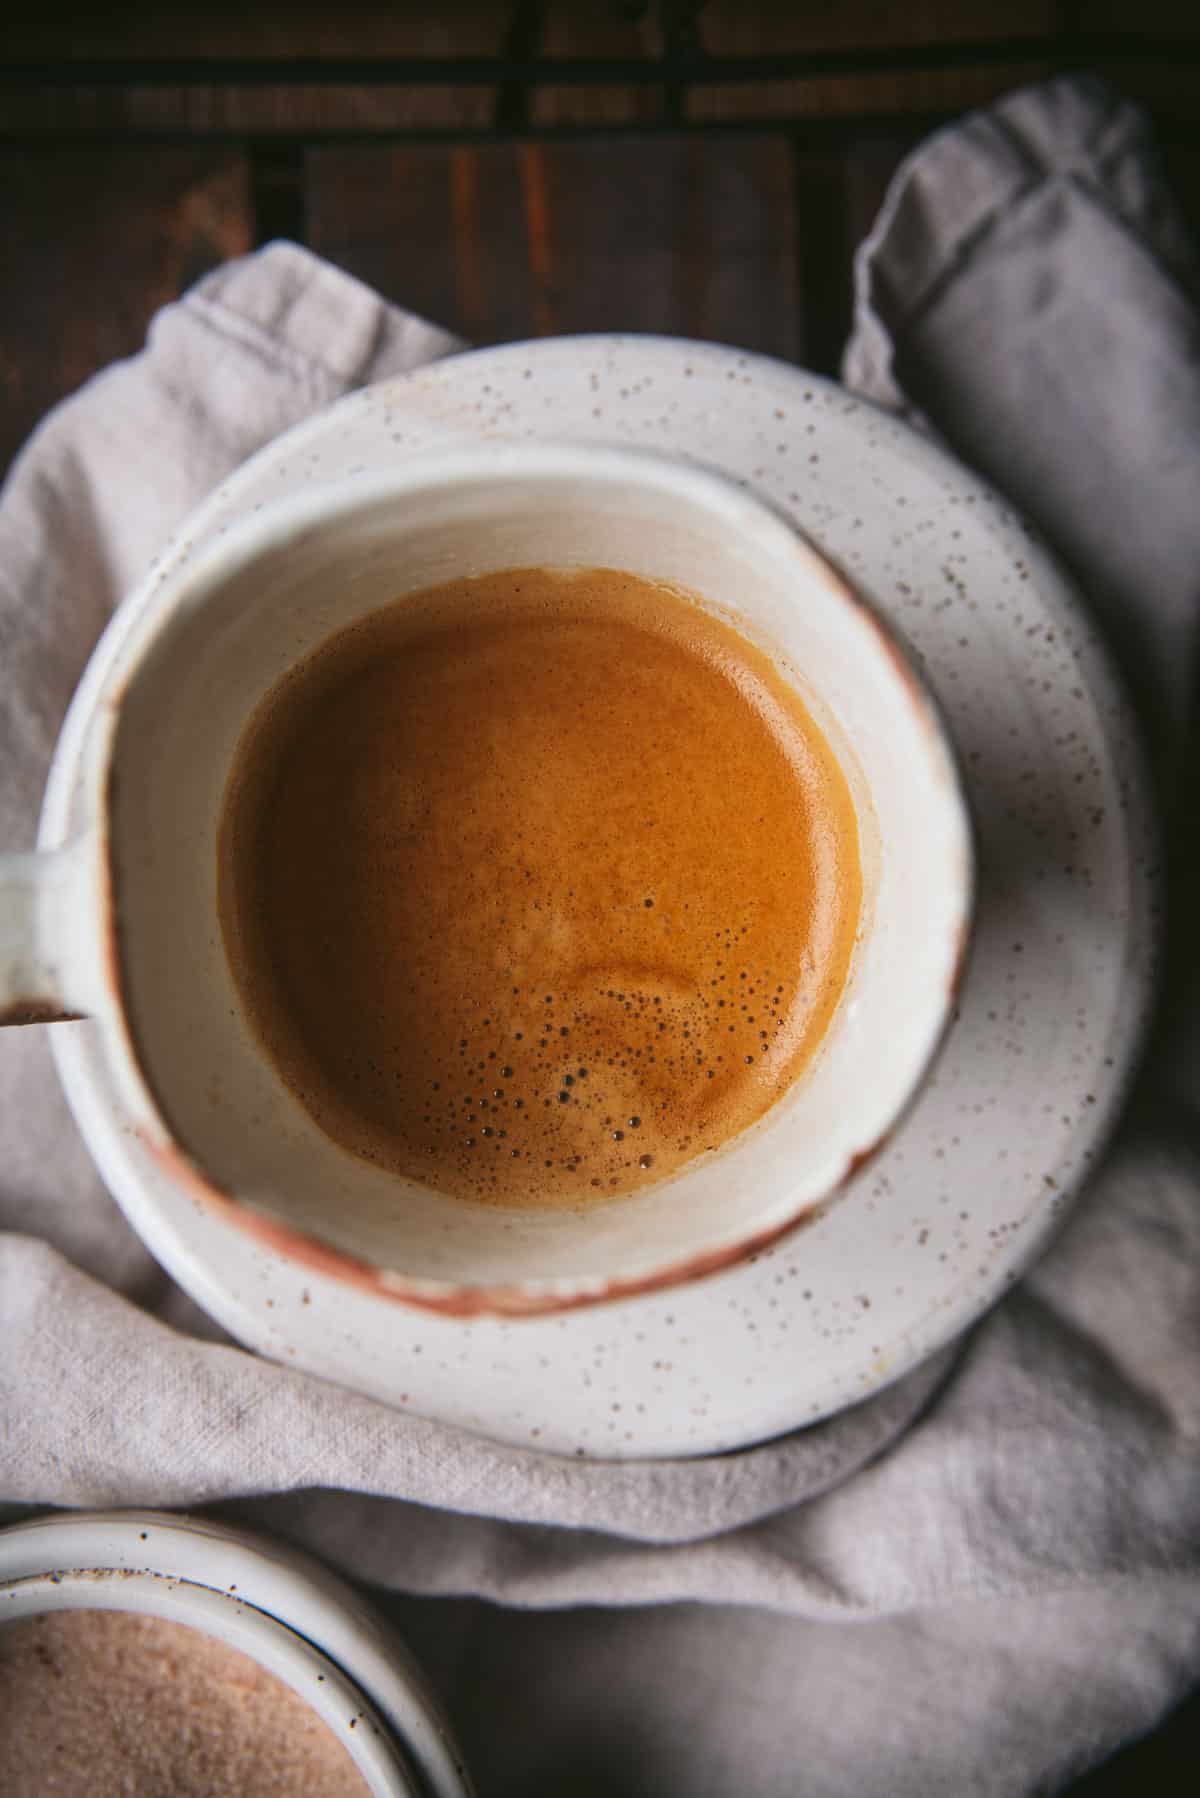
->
[[0, 1607, 372, 1796]]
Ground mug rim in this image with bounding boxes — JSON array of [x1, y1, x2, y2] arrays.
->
[[86, 442, 974, 1318]]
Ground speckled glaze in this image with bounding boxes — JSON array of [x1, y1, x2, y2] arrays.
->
[[44, 338, 1156, 1458], [33, 446, 968, 1315], [0, 1510, 472, 1797]]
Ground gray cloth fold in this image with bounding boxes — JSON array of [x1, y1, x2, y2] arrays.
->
[[3, 74, 1198, 1795], [845, 72, 1200, 777]]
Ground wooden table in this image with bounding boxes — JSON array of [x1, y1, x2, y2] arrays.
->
[[2, 4, 1198, 1789], [5, 1, 1199, 482]]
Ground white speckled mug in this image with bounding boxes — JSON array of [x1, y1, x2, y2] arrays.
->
[[0, 445, 972, 1316]]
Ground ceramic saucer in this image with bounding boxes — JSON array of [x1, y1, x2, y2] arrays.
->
[[47, 337, 1157, 1459]]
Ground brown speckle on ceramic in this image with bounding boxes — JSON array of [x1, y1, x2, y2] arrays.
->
[[44, 338, 1157, 1459]]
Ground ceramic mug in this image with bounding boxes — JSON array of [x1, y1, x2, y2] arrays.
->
[[0, 445, 972, 1315]]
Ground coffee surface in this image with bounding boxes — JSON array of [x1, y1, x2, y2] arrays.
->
[[219, 567, 861, 1207]]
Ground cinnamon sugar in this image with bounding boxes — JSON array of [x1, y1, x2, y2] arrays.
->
[[0, 1608, 372, 1796]]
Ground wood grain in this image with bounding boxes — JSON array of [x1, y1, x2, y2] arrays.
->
[[0, 83, 499, 137], [687, 60, 1057, 124], [0, 150, 251, 474], [697, 0, 1061, 54], [306, 136, 802, 360], [0, 0, 512, 58], [5, 0, 1197, 140], [532, 2, 664, 128]]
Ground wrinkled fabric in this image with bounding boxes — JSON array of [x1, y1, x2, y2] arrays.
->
[[2, 75, 1198, 1795]]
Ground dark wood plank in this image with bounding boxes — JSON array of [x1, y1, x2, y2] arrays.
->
[[1088, 0, 1200, 34], [1, 0, 512, 59], [687, 60, 1058, 126], [1160, 141, 1200, 253], [0, 149, 251, 476], [6, 0, 1199, 141], [0, 0, 511, 134], [688, 0, 1198, 129], [303, 144, 530, 345], [532, 2, 664, 128], [789, 150, 861, 375], [306, 136, 801, 359], [698, 0, 1061, 55], [0, 83, 498, 137], [10, 0, 1195, 66]]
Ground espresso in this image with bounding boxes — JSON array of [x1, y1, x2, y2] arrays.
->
[[218, 567, 861, 1208]]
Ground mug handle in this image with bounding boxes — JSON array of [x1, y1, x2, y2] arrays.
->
[[0, 840, 100, 1026]]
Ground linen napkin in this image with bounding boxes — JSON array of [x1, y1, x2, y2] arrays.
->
[[3, 74, 1199, 1796]]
